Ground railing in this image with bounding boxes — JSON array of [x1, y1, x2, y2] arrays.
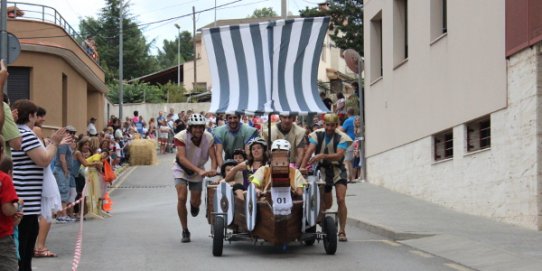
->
[[7, 2, 84, 46]]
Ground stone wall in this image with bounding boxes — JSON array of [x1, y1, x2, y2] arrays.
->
[[367, 45, 542, 230]]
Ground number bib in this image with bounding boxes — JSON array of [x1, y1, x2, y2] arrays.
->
[[271, 187, 293, 215]]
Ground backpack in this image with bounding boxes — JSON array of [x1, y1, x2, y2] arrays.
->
[[135, 120, 144, 134]]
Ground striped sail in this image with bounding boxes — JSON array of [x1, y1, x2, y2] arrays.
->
[[202, 17, 330, 115]]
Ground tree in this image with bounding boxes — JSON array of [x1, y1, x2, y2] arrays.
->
[[249, 7, 277, 18], [156, 31, 194, 69], [79, 0, 158, 83], [106, 81, 187, 104], [300, 1, 363, 56]]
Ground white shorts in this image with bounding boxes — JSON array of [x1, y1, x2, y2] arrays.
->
[[344, 144, 354, 161]]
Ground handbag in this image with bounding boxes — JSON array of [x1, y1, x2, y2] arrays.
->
[[103, 160, 117, 183]]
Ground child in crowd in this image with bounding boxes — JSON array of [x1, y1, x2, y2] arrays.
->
[[0, 140, 23, 270], [232, 148, 247, 164], [217, 159, 245, 200]]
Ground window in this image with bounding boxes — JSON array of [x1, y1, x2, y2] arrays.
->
[[430, 0, 447, 42], [370, 11, 383, 82], [466, 116, 491, 152], [434, 129, 453, 161], [393, 0, 408, 66]]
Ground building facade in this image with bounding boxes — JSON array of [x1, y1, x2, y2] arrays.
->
[[6, 3, 107, 133], [364, 0, 542, 230]]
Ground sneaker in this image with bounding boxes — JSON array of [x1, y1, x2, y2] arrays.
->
[[190, 204, 199, 217], [55, 217, 68, 224], [181, 230, 191, 243]]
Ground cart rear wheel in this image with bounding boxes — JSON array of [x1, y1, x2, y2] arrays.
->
[[212, 216, 225, 256], [322, 216, 337, 255], [304, 226, 317, 246]]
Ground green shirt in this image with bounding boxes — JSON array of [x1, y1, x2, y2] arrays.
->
[[2, 102, 20, 158]]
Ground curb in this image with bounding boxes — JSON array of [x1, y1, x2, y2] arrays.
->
[[346, 217, 434, 241]]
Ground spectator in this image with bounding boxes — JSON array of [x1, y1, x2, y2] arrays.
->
[[320, 92, 333, 111], [87, 117, 98, 136], [11, 100, 70, 269]]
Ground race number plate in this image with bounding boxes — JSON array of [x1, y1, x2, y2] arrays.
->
[[271, 187, 293, 215]]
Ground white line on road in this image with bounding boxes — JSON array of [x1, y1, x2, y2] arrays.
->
[[409, 249, 434, 258], [109, 166, 137, 195], [444, 262, 474, 271]]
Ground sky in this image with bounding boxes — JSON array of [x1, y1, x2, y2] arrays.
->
[[18, 0, 322, 54]]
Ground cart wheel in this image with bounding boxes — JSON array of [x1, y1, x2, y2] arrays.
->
[[304, 226, 317, 246], [212, 216, 225, 256], [322, 216, 337, 255]]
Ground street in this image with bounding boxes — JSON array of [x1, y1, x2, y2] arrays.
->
[[34, 154, 469, 271]]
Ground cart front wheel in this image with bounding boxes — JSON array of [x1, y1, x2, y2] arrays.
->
[[322, 216, 337, 255], [212, 216, 225, 256]]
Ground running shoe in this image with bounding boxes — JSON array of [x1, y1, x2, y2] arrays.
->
[[190, 204, 199, 217], [181, 230, 191, 243]]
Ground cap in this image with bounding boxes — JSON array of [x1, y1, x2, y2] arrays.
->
[[65, 125, 77, 132]]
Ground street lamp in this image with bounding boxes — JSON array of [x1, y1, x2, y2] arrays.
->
[[174, 23, 181, 104]]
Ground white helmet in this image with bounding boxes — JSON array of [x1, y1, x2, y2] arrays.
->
[[187, 113, 206, 126], [271, 139, 290, 151]]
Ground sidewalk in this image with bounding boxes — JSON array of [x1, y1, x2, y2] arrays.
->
[[345, 182, 542, 271]]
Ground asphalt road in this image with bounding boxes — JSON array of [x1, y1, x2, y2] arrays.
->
[[34, 154, 471, 271]]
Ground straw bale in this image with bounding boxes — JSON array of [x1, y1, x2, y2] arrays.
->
[[129, 139, 157, 165]]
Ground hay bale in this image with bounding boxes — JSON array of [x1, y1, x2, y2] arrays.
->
[[129, 139, 157, 165]]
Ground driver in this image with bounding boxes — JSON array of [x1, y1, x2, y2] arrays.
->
[[172, 113, 218, 243], [250, 139, 306, 197]]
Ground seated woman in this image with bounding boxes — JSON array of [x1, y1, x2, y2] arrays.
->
[[224, 138, 268, 193], [250, 139, 306, 198]]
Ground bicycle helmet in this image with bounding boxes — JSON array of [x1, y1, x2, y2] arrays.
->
[[187, 113, 206, 126], [324, 113, 339, 124], [271, 139, 291, 151], [248, 137, 267, 150]]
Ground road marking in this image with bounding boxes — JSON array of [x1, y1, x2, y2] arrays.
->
[[444, 263, 474, 271], [409, 249, 433, 258], [109, 166, 137, 195], [380, 240, 402, 247]]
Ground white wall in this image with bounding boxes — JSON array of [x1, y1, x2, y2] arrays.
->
[[364, 0, 507, 156], [368, 46, 542, 230], [106, 102, 211, 123]]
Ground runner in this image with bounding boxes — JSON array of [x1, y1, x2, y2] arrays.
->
[[172, 113, 218, 243], [213, 113, 258, 168], [262, 114, 307, 168], [300, 113, 352, 242]]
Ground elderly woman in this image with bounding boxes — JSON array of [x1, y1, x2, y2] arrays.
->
[[11, 99, 70, 271]]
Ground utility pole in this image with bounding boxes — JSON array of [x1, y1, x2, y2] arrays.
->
[[118, 0, 124, 120], [175, 23, 181, 103], [1, 0, 8, 95], [281, 0, 287, 18], [192, 6, 197, 93]]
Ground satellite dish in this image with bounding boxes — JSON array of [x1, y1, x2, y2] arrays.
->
[[343, 49, 363, 74]]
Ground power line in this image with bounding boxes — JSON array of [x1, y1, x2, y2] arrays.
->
[[136, 0, 242, 27]]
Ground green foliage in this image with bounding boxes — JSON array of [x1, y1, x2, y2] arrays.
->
[[249, 7, 277, 18], [300, 1, 364, 56], [106, 81, 187, 104], [156, 31, 194, 69], [79, 0, 158, 83]]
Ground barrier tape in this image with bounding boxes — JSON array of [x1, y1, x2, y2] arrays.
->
[[108, 185, 172, 189], [71, 184, 87, 271]]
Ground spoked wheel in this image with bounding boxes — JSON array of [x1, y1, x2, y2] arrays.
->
[[304, 226, 317, 246], [212, 216, 225, 256], [322, 216, 337, 255]]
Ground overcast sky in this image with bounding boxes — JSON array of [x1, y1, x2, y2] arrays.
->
[[18, 0, 319, 54]]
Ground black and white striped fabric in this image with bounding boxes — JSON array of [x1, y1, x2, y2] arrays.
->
[[202, 17, 330, 115], [12, 126, 44, 215]]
